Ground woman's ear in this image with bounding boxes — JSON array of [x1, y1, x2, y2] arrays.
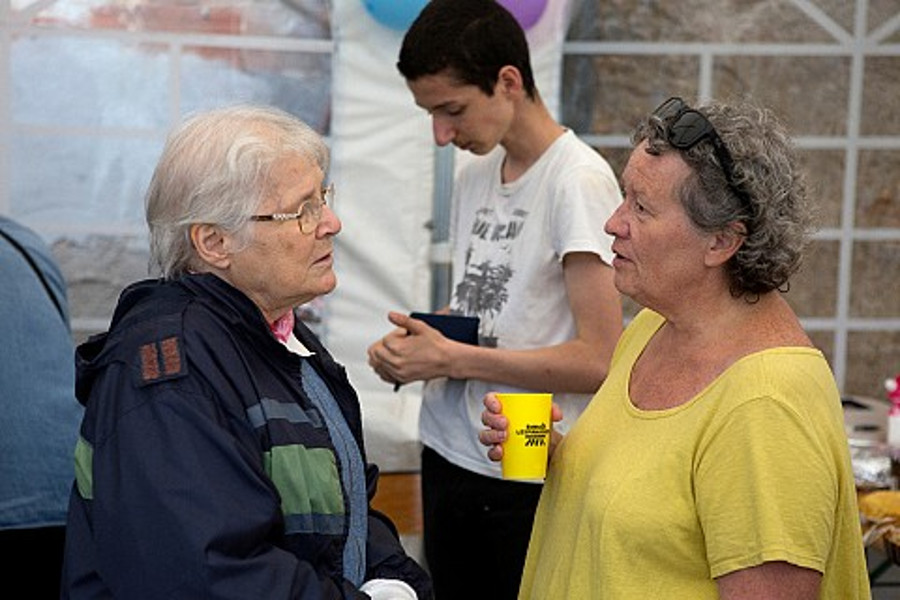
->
[[190, 223, 232, 270], [705, 222, 746, 267]]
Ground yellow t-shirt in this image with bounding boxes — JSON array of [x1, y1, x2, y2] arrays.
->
[[519, 309, 870, 599]]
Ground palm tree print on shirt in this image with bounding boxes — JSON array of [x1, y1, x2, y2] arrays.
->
[[451, 206, 527, 347]]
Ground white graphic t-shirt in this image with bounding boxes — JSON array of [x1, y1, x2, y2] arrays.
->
[[419, 130, 622, 478]]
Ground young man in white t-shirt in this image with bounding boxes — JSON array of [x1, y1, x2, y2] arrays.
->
[[367, 1, 623, 597]]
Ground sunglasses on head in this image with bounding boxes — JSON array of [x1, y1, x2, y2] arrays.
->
[[652, 97, 749, 207]]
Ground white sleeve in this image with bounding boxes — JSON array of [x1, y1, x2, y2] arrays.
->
[[359, 578, 418, 600], [551, 164, 620, 265]]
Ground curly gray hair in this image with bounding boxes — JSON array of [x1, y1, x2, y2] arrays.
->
[[145, 104, 329, 280], [633, 98, 814, 299]]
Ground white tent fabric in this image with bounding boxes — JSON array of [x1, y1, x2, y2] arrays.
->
[[328, 0, 572, 472]]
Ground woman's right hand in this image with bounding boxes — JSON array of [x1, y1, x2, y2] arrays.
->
[[479, 392, 564, 463], [479, 392, 509, 462]]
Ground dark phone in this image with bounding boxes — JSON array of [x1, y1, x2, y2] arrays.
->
[[409, 312, 480, 345], [393, 313, 480, 391]]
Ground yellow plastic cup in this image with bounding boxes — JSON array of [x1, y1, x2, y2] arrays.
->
[[498, 393, 552, 481]]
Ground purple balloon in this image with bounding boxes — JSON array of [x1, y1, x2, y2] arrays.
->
[[497, 0, 548, 30]]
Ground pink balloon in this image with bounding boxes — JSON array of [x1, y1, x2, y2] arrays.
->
[[497, 0, 548, 30]]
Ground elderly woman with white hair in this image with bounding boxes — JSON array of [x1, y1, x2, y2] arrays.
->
[[62, 105, 432, 600]]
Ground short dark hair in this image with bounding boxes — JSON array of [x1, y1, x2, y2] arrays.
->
[[397, 0, 537, 99]]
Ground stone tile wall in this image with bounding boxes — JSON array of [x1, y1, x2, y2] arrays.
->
[[561, 0, 900, 399]]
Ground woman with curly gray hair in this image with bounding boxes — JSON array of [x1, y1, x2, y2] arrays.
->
[[634, 98, 814, 299], [481, 97, 869, 598]]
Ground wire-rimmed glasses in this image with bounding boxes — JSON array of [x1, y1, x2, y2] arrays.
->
[[250, 183, 334, 235]]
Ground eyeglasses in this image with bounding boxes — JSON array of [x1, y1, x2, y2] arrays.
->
[[250, 183, 334, 235], [651, 97, 749, 206]]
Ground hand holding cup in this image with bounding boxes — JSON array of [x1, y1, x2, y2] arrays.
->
[[480, 392, 563, 481]]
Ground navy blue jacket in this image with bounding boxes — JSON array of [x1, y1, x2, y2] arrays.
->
[[63, 274, 431, 599]]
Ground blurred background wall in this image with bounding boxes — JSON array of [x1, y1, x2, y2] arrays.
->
[[1, 0, 898, 470], [563, 0, 900, 409]]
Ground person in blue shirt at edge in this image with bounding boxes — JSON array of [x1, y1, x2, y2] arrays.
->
[[366, 1, 623, 598], [481, 97, 871, 599], [0, 216, 82, 599], [62, 104, 432, 600]]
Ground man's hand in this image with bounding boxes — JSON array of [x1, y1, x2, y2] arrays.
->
[[367, 311, 455, 386]]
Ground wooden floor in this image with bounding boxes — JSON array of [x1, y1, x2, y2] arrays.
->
[[371, 471, 423, 535]]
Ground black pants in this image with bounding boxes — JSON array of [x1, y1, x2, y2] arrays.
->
[[0, 525, 66, 598], [421, 446, 543, 600]]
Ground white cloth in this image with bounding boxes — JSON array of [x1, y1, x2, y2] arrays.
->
[[419, 130, 621, 478], [360, 578, 418, 600]]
